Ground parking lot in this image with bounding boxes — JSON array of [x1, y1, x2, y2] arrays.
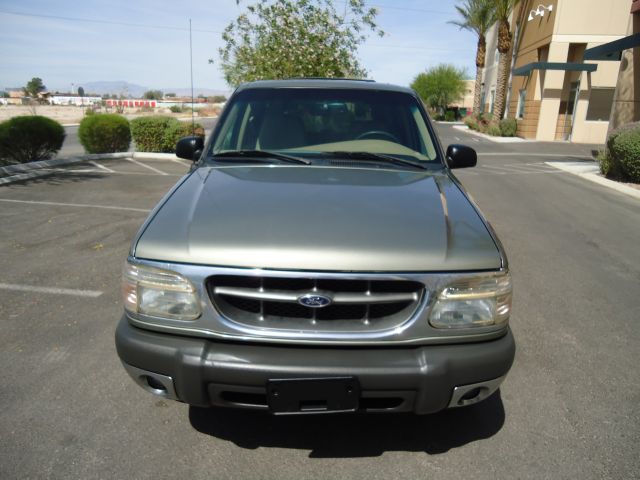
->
[[1, 126, 639, 479]]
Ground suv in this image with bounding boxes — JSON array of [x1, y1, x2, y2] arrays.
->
[[116, 79, 515, 415]]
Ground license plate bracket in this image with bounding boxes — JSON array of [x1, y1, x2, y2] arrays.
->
[[267, 377, 360, 414]]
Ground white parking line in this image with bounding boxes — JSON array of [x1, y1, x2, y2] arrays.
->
[[0, 283, 103, 298], [172, 158, 192, 166], [89, 161, 115, 173], [127, 158, 168, 175], [455, 136, 461, 141], [0, 198, 150, 213]]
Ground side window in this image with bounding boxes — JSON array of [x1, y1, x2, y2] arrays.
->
[[214, 102, 244, 151]]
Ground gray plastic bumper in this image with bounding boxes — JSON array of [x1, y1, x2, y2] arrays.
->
[[115, 316, 515, 414]]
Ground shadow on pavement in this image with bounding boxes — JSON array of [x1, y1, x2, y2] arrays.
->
[[1, 170, 107, 187], [189, 391, 505, 457]]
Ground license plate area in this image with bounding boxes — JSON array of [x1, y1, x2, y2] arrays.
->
[[267, 377, 360, 414]]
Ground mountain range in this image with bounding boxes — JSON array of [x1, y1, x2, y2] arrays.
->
[[73, 81, 229, 98]]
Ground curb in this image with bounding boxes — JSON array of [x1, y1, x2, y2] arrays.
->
[[545, 162, 640, 200], [0, 152, 182, 185], [452, 125, 531, 143]]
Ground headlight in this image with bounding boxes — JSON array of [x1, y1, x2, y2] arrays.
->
[[429, 272, 512, 328], [122, 262, 201, 320]]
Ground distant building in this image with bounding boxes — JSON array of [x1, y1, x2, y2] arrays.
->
[[46, 93, 102, 106], [451, 79, 475, 112], [481, 0, 637, 143]]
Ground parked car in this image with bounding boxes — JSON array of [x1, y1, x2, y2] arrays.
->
[[116, 79, 515, 415]]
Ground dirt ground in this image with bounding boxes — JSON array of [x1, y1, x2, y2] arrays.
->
[[0, 105, 219, 125]]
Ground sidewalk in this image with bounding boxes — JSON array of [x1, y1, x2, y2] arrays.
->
[[546, 161, 640, 200]]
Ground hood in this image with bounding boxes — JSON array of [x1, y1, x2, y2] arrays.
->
[[134, 166, 501, 272]]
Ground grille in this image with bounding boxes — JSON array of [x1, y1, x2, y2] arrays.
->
[[207, 275, 424, 330]]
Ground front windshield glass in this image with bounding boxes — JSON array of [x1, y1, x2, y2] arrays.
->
[[210, 88, 440, 164]]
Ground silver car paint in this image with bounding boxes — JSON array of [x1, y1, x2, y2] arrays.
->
[[133, 165, 501, 272]]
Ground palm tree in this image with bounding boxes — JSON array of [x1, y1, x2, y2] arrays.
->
[[449, 0, 495, 115], [492, 0, 518, 121]]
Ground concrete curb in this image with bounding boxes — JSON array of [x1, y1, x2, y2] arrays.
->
[[546, 162, 640, 200], [0, 152, 181, 185], [453, 125, 531, 143]]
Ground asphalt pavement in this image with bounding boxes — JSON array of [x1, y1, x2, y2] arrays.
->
[[0, 125, 638, 479]]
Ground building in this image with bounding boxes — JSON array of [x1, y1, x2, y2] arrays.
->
[[481, 0, 636, 143], [452, 79, 476, 112]]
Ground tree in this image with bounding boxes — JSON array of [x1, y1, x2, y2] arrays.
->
[[165, 92, 176, 97], [218, 0, 383, 87], [143, 90, 163, 100], [492, 0, 518, 121], [411, 64, 467, 115], [449, 0, 494, 114], [23, 77, 46, 97], [208, 95, 227, 103], [77, 86, 85, 98]]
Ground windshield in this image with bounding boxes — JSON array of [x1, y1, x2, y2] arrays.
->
[[209, 88, 440, 165]]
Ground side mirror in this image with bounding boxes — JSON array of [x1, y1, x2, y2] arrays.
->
[[176, 135, 204, 161], [446, 144, 477, 169]]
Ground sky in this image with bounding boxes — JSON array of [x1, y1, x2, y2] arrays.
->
[[0, 0, 478, 94]]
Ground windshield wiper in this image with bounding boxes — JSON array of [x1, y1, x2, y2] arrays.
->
[[321, 151, 428, 170], [212, 150, 311, 165]]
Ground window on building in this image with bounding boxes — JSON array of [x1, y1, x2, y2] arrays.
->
[[489, 90, 496, 113], [586, 88, 615, 121], [517, 89, 526, 119]]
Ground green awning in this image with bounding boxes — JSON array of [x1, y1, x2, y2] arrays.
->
[[583, 33, 640, 61], [512, 62, 598, 76]]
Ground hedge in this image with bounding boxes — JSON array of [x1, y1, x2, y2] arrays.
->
[[0, 115, 65, 164], [600, 122, 640, 182], [131, 116, 203, 153], [78, 114, 131, 153]]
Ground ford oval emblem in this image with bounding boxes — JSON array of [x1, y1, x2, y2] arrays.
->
[[297, 294, 332, 308]]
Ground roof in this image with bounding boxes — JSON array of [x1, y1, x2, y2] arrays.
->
[[512, 62, 598, 76], [235, 78, 414, 94], [583, 33, 640, 61]]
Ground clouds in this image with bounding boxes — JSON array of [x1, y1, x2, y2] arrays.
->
[[0, 0, 477, 91]]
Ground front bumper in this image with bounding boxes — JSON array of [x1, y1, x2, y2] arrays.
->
[[115, 316, 515, 414]]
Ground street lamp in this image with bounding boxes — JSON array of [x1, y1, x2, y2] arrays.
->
[[528, 4, 553, 21]]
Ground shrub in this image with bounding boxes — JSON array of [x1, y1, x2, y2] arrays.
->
[[444, 110, 456, 122], [609, 126, 640, 182], [169, 105, 183, 113], [486, 121, 502, 137], [131, 116, 203, 153], [500, 118, 517, 137], [464, 115, 478, 131], [0, 115, 65, 164], [130, 116, 174, 152], [597, 150, 623, 178], [161, 121, 203, 152], [78, 114, 131, 153]]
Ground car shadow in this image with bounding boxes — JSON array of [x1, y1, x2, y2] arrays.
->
[[189, 391, 505, 457], [1, 170, 107, 187]]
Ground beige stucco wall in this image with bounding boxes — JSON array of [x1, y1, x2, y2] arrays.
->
[[609, 12, 640, 131], [554, 0, 632, 36]]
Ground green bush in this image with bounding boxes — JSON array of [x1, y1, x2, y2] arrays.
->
[[597, 150, 623, 178], [0, 115, 65, 164], [500, 118, 517, 137], [169, 105, 183, 113], [162, 121, 203, 152], [486, 121, 502, 137], [609, 126, 640, 182], [444, 110, 456, 122], [78, 114, 131, 153], [131, 116, 203, 153], [464, 115, 478, 131]]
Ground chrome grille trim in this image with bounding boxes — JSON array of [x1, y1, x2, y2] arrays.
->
[[213, 286, 418, 304], [208, 275, 425, 331]]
